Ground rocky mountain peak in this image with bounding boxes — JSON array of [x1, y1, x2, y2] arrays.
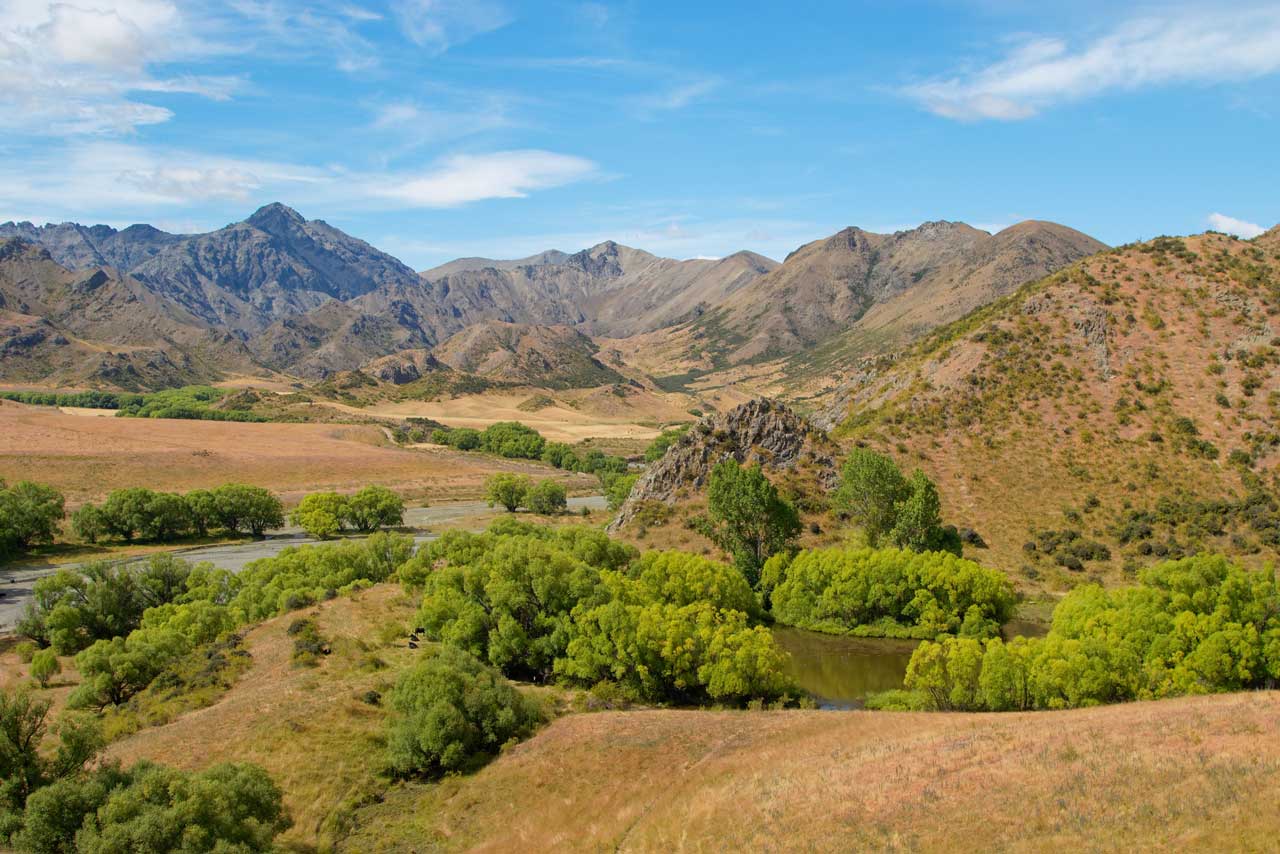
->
[[246, 202, 307, 232]]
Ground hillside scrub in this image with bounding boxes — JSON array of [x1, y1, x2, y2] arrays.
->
[[386, 646, 543, 779], [890, 554, 1280, 711], [766, 547, 1015, 640], [833, 448, 961, 554], [60, 535, 414, 709], [402, 520, 796, 705]]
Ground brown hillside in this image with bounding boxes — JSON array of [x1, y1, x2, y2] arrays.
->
[[828, 230, 1280, 588], [431, 321, 624, 389]]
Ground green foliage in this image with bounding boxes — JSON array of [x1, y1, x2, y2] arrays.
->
[[431, 427, 482, 451], [290, 492, 350, 540], [287, 619, 327, 667], [525, 480, 567, 515], [833, 448, 960, 553], [386, 646, 542, 779], [484, 473, 531, 512], [628, 551, 760, 618], [605, 473, 639, 511], [28, 652, 59, 689], [644, 426, 689, 462], [0, 688, 103, 824], [903, 554, 1280, 711], [0, 390, 135, 410], [768, 546, 1015, 639], [0, 481, 64, 558], [16, 760, 288, 853], [345, 485, 405, 532], [113, 385, 267, 422], [408, 523, 629, 680], [705, 460, 800, 586], [480, 421, 546, 459], [19, 554, 194, 654]]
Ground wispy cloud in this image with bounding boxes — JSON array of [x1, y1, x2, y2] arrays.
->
[[369, 98, 515, 146], [391, 0, 511, 53], [630, 76, 721, 116], [0, 0, 239, 135], [1208, 212, 1267, 239], [905, 6, 1280, 120], [371, 150, 600, 207]]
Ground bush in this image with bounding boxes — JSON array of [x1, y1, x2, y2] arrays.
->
[[480, 422, 545, 459], [386, 646, 542, 778], [29, 650, 60, 688], [605, 473, 639, 512], [525, 480, 567, 516], [17, 761, 289, 853], [0, 481, 65, 557], [290, 492, 350, 540], [644, 426, 689, 463], [902, 554, 1280, 711], [345, 485, 405, 532], [768, 546, 1015, 639], [484, 473, 532, 513]]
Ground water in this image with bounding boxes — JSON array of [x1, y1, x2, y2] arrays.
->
[[771, 626, 918, 709], [773, 618, 1052, 709]]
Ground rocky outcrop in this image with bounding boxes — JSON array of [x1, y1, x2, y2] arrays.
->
[[608, 398, 838, 531]]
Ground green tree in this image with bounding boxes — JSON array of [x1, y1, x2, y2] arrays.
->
[[345, 485, 405, 532], [0, 481, 65, 556], [386, 646, 542, 778], [290, 492, 349, 540], [525, 480, 567, 515], [29, 650, 60, 689], [889, 470, 960, 555], [98, 488, 155, 543], [644, 426, 689, 462], [484, 473, 532, 513], [0, 689, 103, 819], [832, 448, 909, 546], [706, 460, 800, 586], [480, 421, 545, 459], [211, 485, 284, 536], [184, 489, 220, 537], [70, 504, 107, 545]]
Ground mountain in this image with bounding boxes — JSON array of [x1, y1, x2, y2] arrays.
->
[[688, 220, 1107, 366], [431, 321, 625, 389], [0, 238, 247, 388], [420, 249, 571, 279], [819, 228, 1280, 586]]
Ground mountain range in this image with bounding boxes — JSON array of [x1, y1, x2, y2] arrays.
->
[[0, 203, 1107, 392]]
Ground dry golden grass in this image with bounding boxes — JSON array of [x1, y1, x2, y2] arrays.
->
[[344, 692, 1280, 853], [107, 584, 422, 851], [0, 402, 588, 506], [94, 585, 1280, 854]]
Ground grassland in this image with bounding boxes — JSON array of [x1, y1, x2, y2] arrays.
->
[[3, 584, 1251, 853], [0, 401, 591, 506]]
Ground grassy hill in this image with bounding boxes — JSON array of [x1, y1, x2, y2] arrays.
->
[[827, 228, 1280, 590]]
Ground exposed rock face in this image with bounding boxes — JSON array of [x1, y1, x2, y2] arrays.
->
[[609, 398, 838, 531]]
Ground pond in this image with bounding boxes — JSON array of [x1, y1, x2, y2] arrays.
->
[[771, 627, 918, 709], [773, 619, 1052, 709]]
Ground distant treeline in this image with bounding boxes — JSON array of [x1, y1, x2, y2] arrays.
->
[[0, 386, 266, 422]]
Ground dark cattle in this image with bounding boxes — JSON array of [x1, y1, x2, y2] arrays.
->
[[408, 641, 419, 649]]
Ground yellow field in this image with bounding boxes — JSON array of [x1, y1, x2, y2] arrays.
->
[[0, 401, 590, 506]]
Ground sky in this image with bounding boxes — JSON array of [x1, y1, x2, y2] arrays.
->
[[1, 0, 1278, 269]]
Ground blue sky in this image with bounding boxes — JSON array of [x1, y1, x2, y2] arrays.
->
[[1, 0, 1278, 268]]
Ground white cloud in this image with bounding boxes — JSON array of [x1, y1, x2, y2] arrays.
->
[[391, 0, 511, 53], [372, 150, 599, 207], [0, 0, 235, 135], [906, 7, 1280, 120], [369, 99, 514, 143], [1208, 212, 1267, 239], [631, 77, 721, 114]]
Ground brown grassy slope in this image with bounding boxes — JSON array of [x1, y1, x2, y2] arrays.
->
[[341, 692, 1280, 853], [0, 401, 589, 506], [431, 321, 624, 388], [829, 230, 1280, 589]]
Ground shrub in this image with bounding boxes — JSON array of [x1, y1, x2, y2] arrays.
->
[[480, 421, 545, 459], [605, 473, 639, 511], [768, 546, 1015, 639], [644, 426, 689, 462], [0, 481, 65, 557], [290, 492, 350, 540], [345, 486, 405, 532], [386, 646, 542, 778], [484, 473, 532, 513], [525, 480, 567, 516], [29, 649, 60, 688]]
